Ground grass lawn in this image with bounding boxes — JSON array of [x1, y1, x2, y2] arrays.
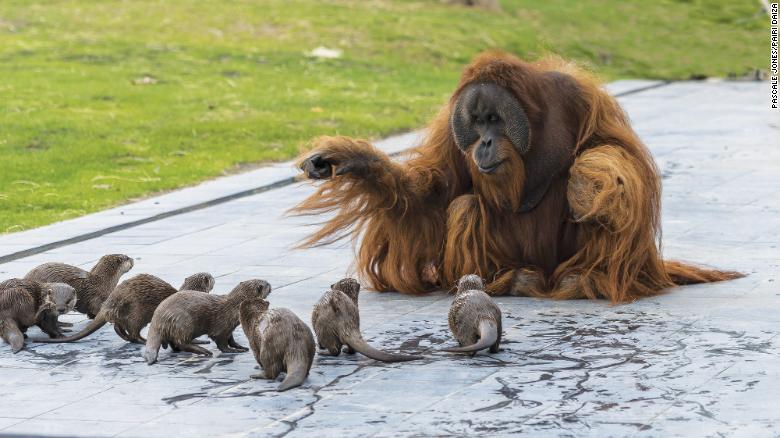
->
[[0, 0, 766, 233]]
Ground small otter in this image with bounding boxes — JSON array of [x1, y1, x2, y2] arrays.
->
[[444, 274, 502, 354], [25, 254, 134, 319], [240, 297, 315, 391], [312, 278, 422, 362], [31, 272, 215, 344], [1, 281, 61, 352], [1, 279, 77, 328], [143, 279, 271, 364]]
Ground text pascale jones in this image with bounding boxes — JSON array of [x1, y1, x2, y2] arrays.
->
[[771, 3, 778, 109]]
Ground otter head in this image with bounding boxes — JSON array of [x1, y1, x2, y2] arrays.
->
[[95, 254, 134, 275], [181, 272, 215, 293], [456, 274, 484, 294], [45, 282, 77, 314], [331, 278, 360, 303], [234, 279, 272, 301]]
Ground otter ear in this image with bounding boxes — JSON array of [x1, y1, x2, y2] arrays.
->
[[450, 87, 479, 151], [518, 72, 579, 213]]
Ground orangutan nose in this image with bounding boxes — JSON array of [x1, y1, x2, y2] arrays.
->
[[475, 139, 495, 163]]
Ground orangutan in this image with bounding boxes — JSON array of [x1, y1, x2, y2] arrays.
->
[[292, 51, 742, 302]]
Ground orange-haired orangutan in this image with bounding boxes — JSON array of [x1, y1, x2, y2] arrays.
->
[[292, 52, 742, 303]]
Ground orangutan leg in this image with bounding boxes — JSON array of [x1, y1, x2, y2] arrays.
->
[[507, 267, 547, 297], [442, 194, 491, 288], [486, 267, 546, 297]]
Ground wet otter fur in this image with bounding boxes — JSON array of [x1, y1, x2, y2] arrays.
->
[[1, 279, 77, 331], [31, 272, 214, 344], [240, 297, 315, 391], [144, 279, 270, 364], [311, 278, 422, 362], [0, 280, 61, 353], [445, 274, 502, 354], [25, 254, 134, 319]]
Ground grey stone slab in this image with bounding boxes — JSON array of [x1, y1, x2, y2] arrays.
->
[[2, 418, 139, 437]]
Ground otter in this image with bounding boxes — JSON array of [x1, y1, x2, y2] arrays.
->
[[143, 279, 271, 364], [1, 279, 77, 334], [1, 280, 61, 352], [24, 254, 134, 319], [30, 272, 215, 344], [311, 278, 422, 362], [239, 297, 315, 391], [444, 274, 502, 354]]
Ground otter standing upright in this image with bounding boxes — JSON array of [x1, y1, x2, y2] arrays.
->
[[311, 278, 422, 362], [143, 279, 270, 364], [445, 274, 502, 354], [25, 254, 134, 319], [240, 297, 315, 391]]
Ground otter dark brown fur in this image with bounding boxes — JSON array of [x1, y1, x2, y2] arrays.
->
[[311, 278, 422, 362], [240, 298, 315, 391], [0, 280, 61, 353], [31, 272, 215, 344], [25, 254, 134, 319], [144, 279, 271, 364], [445, 275, 502, 354]]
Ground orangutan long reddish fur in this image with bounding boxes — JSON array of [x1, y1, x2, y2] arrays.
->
[[291, 52, 742, 303]]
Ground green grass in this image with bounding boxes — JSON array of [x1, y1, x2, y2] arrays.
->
[[0, 0, 765, 233]]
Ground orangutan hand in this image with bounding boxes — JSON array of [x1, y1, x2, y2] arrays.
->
[[298, 136, 379, 180]]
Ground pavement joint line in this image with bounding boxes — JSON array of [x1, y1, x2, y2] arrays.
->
[[0, 418, 26, 433], [517, 316, 718, 427], [0, 81, 674, 266], [15, 381, 120, 428], [633, 333, 770, 438]]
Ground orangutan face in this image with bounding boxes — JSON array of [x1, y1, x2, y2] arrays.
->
[[449, 82, 530, 175]]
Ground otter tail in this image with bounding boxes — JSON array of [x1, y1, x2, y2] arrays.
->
[[664, 260, 744, 286], [278, 357, 311, 391], [30, 312, 107, 343], [443, 320, 498, 354], [1, 319, 25, 354], [345, 334, 422, 363], [143, 326, 162, 365]]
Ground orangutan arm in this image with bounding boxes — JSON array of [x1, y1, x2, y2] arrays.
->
[[566, 145, 645, 231], [293, 135, 460, 293], [551, 144, 665, 301], [297, 136, 451, 211]]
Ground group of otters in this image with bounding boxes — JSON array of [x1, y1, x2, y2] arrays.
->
[[1, 254, 501, 391]]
